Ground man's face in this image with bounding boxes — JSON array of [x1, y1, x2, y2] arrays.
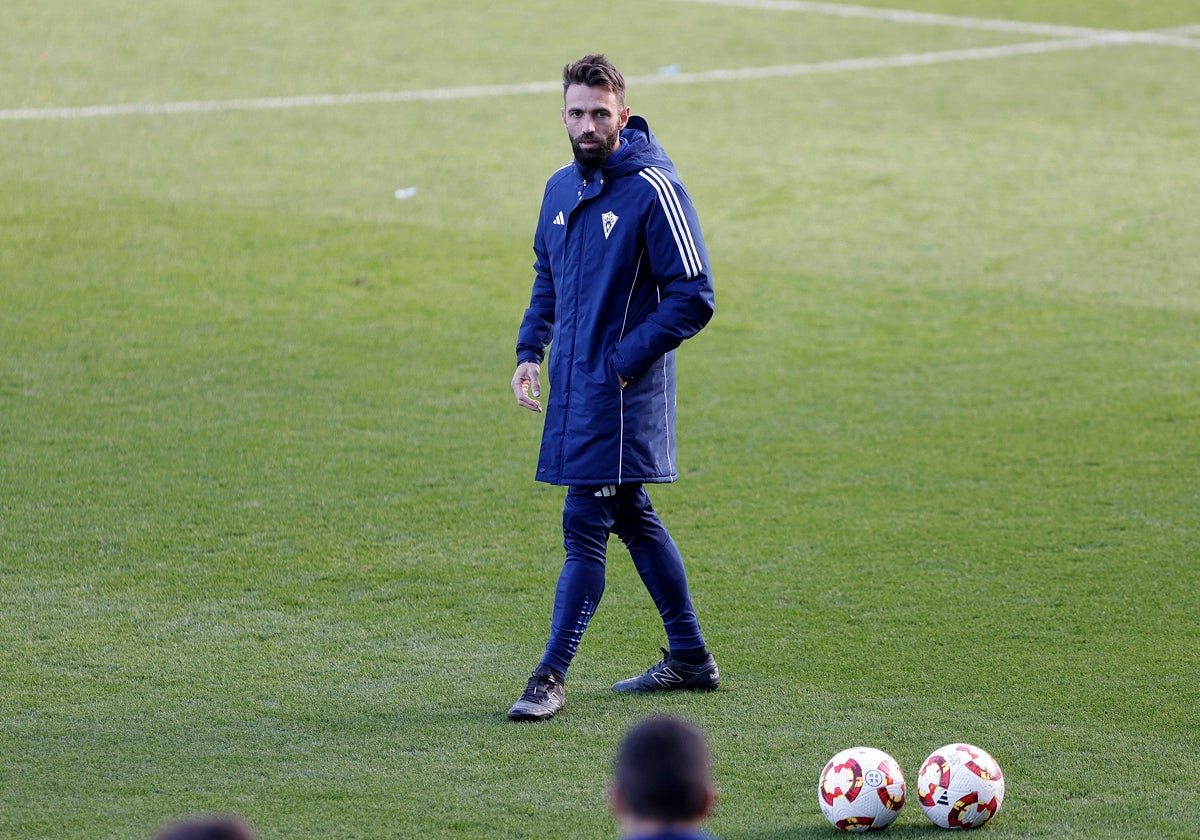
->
[[562, 84, 630, 169]]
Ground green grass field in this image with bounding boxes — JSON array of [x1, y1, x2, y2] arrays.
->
[[2, 1, 1199, 837]]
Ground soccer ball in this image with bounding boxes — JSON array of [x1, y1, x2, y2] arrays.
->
[[818, 746, 907, 832], [917, 743, 1005, 829]]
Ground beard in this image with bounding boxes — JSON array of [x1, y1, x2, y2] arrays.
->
[[570, 127, 621, 169]]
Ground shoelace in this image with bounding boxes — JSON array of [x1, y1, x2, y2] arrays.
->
[[642, 647, 672, 674], [521, 673, 559, 700]]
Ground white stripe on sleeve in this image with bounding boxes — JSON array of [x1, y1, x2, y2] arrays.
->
[[639, 168, 703, 277]]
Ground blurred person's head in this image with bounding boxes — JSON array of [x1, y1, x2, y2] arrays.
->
[[611, 716, 716, 836], [153, 815, 256, 840]]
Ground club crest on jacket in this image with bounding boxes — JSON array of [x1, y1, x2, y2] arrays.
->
[[602, 211, 619, 239]]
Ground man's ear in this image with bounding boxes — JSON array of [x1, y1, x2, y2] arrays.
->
[[609, 783, 626, 817], [619, 107, 631, 130], [697, 785, 717, 821]]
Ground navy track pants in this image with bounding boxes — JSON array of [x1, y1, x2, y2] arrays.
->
[[540, 483, 706, 676]]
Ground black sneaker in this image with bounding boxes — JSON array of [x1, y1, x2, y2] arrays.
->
[[507, 665, 565, 721], [612, 648, 720, 693]]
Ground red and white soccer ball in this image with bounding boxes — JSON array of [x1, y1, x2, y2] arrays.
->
[[917, 743, 1005, 829], [818, 746, 907, 832]]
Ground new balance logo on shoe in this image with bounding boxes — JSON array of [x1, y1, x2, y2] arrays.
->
[[651, 667, 684, 688], [553, 211, 565, 225]]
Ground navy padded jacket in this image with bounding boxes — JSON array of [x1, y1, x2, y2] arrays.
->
[[516, 116, 714, 486]]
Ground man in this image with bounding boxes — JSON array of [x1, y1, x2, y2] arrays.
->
[[508, 54, 718, 722], [611, 716, 718, 840]]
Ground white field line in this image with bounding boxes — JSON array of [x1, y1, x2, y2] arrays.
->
[[670, 0, 1200, 47], [626, 37, 1150, 85], [0, 39, 1150, 122], [0, 80, 564, 121], [1, 6, 1196, 122]]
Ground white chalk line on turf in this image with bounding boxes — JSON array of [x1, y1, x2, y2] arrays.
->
[[2, 19, 1196, 121], [0, 38, 1148, 122], [628, 37, 1146, 85], [0, 80, 564, 122], [670, 0, 1200, 48]]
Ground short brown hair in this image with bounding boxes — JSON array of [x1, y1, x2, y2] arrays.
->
[[562, 54, 626, 106]]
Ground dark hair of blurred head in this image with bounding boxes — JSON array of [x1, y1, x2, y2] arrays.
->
[[614, 716, 713, 822], [153, 816, 256, 840]]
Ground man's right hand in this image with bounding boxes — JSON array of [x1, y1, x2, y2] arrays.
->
[[512, 362, 543, 412]]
